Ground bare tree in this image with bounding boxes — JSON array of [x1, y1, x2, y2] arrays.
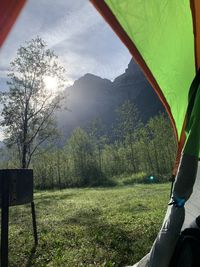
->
[[0, 37, 66, 168]]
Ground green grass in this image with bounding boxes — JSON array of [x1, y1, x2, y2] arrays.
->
[[7, 184, 170, 267]]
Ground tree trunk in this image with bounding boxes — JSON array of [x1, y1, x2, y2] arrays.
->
[[98, 146, 102, 172], [22, 144, 27, 168], [129, 135, 137, 173], [21, 101, 28, 169], [57, 151, 61, 189], [153, 140, 160, 175]]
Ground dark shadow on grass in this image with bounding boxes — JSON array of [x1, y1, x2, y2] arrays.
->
[[25, 245, 37, 267], [36, 192, 78, 202], [65, 209, 136, 266], [119, 203, 150, 214], [29, 192, 79, 208]]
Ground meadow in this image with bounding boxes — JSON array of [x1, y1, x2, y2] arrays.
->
[[7, 183, 170, 267]]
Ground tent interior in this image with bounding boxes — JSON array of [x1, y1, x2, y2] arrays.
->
[[184, 162, 200, 229], [133, 162, 200, 267]]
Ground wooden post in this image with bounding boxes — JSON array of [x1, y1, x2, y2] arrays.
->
[[1, 176, 9, 267], [31, 201, 38, 246]]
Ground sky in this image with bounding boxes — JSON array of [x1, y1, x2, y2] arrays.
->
[[0, 0, 131, 91], [0, 0, 132, 141]]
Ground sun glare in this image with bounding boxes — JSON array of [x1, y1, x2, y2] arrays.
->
[[44, 76, 58, 93]]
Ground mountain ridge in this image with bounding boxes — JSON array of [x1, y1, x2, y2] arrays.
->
[[56, 59, 165, 138]]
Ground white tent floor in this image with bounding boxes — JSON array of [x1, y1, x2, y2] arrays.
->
[[131, 163, 200, 267], [183, 162, 200, 228]]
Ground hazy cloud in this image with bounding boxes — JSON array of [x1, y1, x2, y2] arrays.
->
[[0, 0, 132, 141], [0, 0, 131, 86]]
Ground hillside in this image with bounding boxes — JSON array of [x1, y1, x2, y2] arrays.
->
[[57, 59, 165, 137]]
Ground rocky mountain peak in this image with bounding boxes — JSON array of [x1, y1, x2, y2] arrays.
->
[[57, 59, 164, 138]]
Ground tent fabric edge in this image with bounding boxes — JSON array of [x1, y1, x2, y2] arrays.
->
[[173, 119, 186, 175], [0, 0, 26, 48], [190, 0, 200, 71], [190, 0, 198, 70], [90, 0, 178, 144]]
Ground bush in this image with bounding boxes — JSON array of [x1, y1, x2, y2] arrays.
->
[[80, 165, 117, 187], [112, 172, 147, 186]]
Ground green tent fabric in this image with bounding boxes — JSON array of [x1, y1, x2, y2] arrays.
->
[[90, 2, 200, 267], [90, 0, 200, 165], [105, 0, 195, 139]]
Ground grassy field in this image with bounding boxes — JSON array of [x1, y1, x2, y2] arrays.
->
[[7, 184, 170, 267]]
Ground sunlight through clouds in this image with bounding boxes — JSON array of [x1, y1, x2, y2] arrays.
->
[[0, 0, 130, 91], [43, 76, 58, 94], [0, 1, 131, 141]]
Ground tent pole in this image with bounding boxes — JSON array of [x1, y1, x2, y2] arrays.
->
[[169, 175, 175, 198]]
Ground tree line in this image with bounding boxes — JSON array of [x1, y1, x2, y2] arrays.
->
[[0, 102, 177, 189], [0, 38, 177, 189]]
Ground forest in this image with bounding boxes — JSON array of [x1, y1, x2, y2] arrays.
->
[[0, 104, 177, 189], [0, 38, 177, 190]]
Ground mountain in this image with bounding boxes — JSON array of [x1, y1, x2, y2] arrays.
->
[[56, 59, 165, 138], [112, 59, 164, 121]]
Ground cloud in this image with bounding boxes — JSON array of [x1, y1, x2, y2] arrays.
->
[[0, 1, 132, 141], [0, 0, 131, 84]]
